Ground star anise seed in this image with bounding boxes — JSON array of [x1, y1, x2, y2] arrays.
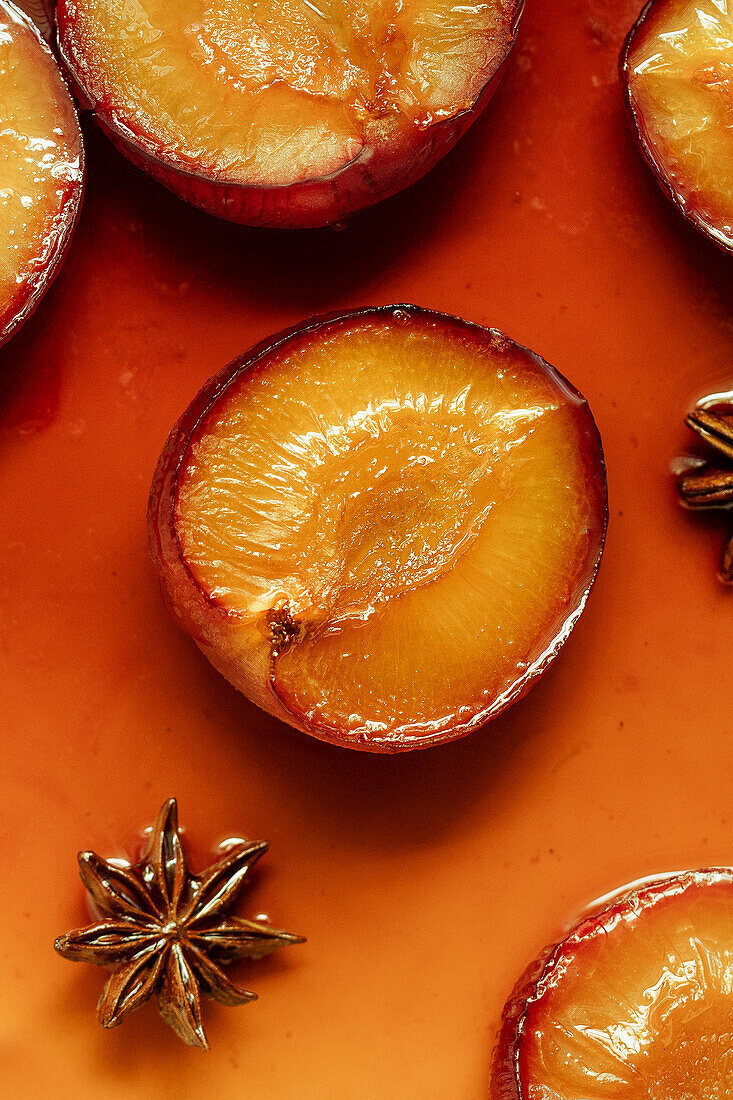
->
[[676, 403, 733, 585], [54, 799, 305, 1050]]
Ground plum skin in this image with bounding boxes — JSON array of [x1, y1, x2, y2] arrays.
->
[[0, 1, 84, 348], [54, 2, 524, 230], [490, 869, 733, 1098], [619, 0, 733, 257], [148, 305, 608, 754]]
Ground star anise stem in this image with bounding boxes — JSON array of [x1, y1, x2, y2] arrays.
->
[[55, 799, 305, 1049]]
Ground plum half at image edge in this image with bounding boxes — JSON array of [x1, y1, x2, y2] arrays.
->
[[54, 3, 525, 229], [490, 867, 733, 1099], [0, 0, 85, 348], [619, 0, 733, 257]]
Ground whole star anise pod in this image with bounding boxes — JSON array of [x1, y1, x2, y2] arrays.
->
[[676, 402, 733, 584], [54, 799, 304, 1049]]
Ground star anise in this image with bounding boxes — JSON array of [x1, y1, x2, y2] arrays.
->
[[54, 799, 304, 1050], [676, 403, 733, 584]]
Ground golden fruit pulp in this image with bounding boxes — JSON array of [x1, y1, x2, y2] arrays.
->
[[57, 0, 515, 185], [174, 311, 604, 745], [516, 873, 733, 1099], [625, 0, 733, 249], [0, 2, 82, 339]]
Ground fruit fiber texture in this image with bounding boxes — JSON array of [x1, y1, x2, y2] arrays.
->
[[149, 306, 607, 753], [622, 0, 733, 253], [493, 870, 733, 1099], [56, 0, 523, 227], [0, 0, 83, 345]]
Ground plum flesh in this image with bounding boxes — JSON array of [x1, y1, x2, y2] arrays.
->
[[493, 869, 733, 1098], [0, 0, 83, 346], [622, 0, 733, 253], [148, 306, 607, 752], [56, 0, 524, 228]]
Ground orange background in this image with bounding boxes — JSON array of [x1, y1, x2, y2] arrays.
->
[[1, 0, 731, 1095]]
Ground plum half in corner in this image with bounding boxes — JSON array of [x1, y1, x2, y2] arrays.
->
[[55, 0, 524, 229], [493, 869, 733, 1097], [0, 0, 83, 347], [621, 0, 733, 254], [148, 306, 607, 753]]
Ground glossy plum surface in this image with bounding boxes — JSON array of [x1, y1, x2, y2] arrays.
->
[[622, 0, 733, 253], [55, 0, 523, 227], [493, 870, 733, 1098], [0, 0, 83, 345], [149, 306, 607, 751]]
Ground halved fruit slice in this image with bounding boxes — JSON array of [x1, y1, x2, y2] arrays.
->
[[55, 0, 523, 228], [148, 306, 607, 752], [493, 870, 733, 1098], [0, 0, 83, 346], [621, 0, 733, 254]]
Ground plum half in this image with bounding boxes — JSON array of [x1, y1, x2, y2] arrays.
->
[[55, 0, 523, 229], [148, 306, 607, 753], [493, 869, 733, 1098], [621, 0, 733, 254], [0, 0, 83, 346]]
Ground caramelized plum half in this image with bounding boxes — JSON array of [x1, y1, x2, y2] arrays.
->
[[56, 0, 523, 228], [493, 869, 733, 1098], [148, 306, 607, 752], [621, 0, 733, 253], [0, 0, 83, 345]]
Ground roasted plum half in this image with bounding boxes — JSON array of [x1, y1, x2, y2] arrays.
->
[[148, 306, 607, 753], [55, 0, 524, 228], [0, 0, 83, 346], [622, 0, 733, 253], [493, 869, 733, 1098]]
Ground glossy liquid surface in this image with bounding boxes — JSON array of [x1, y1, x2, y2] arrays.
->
[[1, 0, 732, 1093], [57, 0, 514, 183]]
